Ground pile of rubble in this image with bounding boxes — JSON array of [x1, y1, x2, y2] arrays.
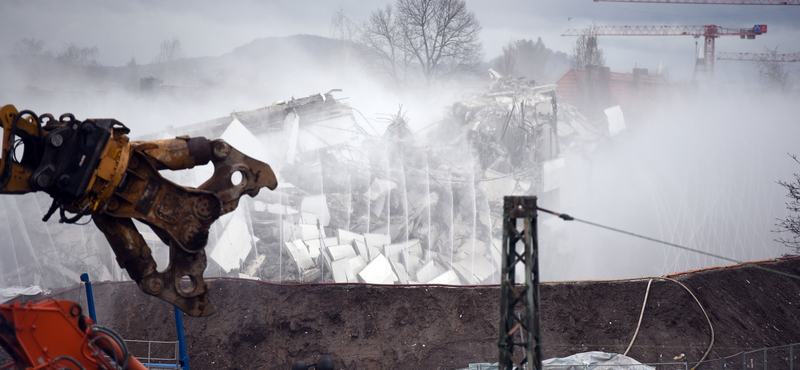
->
[[189, 73, 605, 286], [0, 74, 608, 291]]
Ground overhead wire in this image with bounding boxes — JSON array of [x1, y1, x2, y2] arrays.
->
[[537, 206, 800, 281]]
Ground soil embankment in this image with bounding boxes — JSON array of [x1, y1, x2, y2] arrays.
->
[[25, 257, 800, 369]]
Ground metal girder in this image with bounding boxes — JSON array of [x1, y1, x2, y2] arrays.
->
[[562, 25, 765, 37], [718, 51, 800, 62], [593, 0, 800, 4], [498, 196, 542, 370]]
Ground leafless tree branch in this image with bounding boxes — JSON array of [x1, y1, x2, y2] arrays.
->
[[358, 0, 483, 89]]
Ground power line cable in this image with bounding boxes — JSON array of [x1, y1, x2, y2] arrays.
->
[[537, 207, 800, 281]]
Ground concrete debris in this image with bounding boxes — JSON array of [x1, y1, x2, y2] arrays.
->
[[428, 270, 461, 285], [297, 223, 324, 241], [283, 239, 314, 272], [220, 117, 270, 163], [358, 254, 398, 284], [210, 207, 258, 273], [414, 260, 442, 284], [326, 244, 357, 261], [604, 105, 626, 137], [304, 237, 336, 261], [301, 195, 330, 227], [330, 258, 351, 283], [353, 238, 369, 261], [0, 82, 614, 290], [542, 157, 566, 193], [389, 257, 409, 284], [243, 254, 266, 277]]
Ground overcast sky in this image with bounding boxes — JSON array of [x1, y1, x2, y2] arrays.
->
[[1, 0, 799, 82]]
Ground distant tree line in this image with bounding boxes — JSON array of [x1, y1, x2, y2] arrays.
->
[[8, 36, 187, 90], [331, 0, 584, 90], [491, 37, 571, 84]]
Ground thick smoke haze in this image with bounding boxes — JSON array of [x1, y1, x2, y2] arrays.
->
[[0, 1, 798, 286], [545, 90, 800, 280]]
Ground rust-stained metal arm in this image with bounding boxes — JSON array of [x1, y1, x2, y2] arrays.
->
[[0, 105, 277, 317], [199, 139, 278, 215]]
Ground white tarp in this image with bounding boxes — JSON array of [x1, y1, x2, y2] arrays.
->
[[0, 286, 43, 303], [542, 351, 654, 370]]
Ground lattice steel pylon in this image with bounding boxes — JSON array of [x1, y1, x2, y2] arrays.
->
[[498, 196, 542, 370]]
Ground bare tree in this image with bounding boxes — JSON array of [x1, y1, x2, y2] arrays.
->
[[126, 56, 139, 92], [775, 154, 800, 255], [571, 24, 605, 71], [56, 43, 99, 67], [758, 46, 791, 90], [13, 38, 47, 56], [495, 38, 553, 80], [516, 38, 551, 80], [330, 8, 360, 65], [360, 5, 414, 87], [359, 0, 483, 88], [331, 8, 359, 43], [493, 41, 517, 76], [153, 37, 185, 83]]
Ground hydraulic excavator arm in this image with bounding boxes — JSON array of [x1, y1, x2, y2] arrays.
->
[[0, 299, 150, 370], [0, 105, 277, 317]]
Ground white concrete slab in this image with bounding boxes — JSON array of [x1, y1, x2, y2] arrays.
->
[[366, 179, 396, 202], [404, 253, 422, 279], [348, 255, 367, 282], [364, 233, 391, 249], [406, 239, 423, 258], [353, 239, 369, 259], [415, 260, 440, 284], [304, 237, 336, 260], [543, 157, 566, 193], [283, 239, 314, 272], [221, 117, 270, 163], [301, 195, 330, 227], [331, 258, 351, 283], [389, 256, 409, 284], [210, 207, 255, 273], [380, 274, 398, 284], [327, 244, 357, 261], [243, 254, 266, 276], [338, 229, 363, 246], [368, 246, 381, 261], [428, 270, 461, 285], [298, 223, 324, 241], [384, 242, 406, 261], [285, 112, 299, 163], [358, 254, 397, 284], [455, 253, 497, 284], [605, 105, 626, 137]]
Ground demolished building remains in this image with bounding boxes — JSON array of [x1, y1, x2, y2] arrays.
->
[[0, 74, 608, 293]]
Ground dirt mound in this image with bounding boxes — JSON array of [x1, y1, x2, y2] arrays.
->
[[22, 257, 800, 369]]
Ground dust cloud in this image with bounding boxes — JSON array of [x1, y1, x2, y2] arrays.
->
[[0, 3, 798, 289]]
